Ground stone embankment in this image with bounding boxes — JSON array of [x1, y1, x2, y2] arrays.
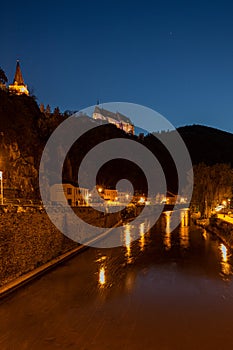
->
[[205, 217, 233, 248], [0, 206, 122, 288]]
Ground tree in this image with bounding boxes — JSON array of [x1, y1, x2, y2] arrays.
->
[[39, 103, 45, 113], [192, 163, 233, 217], [63, 110, 78, 118], [53, 106, 60, 117], [0, 67, 8, 84], [45, 104, 51, 116]]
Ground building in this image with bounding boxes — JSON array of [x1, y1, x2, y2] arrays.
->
[[102, 188, 118, 202], [50, 184, 89, 206], [91, 187, 118, 204], [9, 60, 29, 96], [93, 106, 134, 134], [117, 191, 131, 204]]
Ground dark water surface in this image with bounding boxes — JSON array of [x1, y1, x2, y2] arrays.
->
[[1, 218, 233, 350]]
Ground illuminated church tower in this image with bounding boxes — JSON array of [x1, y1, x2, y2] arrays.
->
[[9, 60, 29, 95]]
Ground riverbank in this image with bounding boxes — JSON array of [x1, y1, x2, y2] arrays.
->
[[0, 207, 122, 291], [203, 217, 233, 248], [0, 210, 78, 288]]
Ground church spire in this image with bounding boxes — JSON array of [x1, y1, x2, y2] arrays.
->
[[13, 60, 25, 85], [9, 60, 29, 95]]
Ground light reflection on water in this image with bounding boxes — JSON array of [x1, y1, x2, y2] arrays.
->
[[96, 256, 107, 287], [96, 215, 233, 286], [139, 222, 145, 251], [202, 229, 208, 240], [179, 226, 189, 249], [164, 231, 171, 250], [165, 211, 172, 234], [124, 224, 133, 263], [164, 212, 172, 250], [219, 243, 231, 278], [180, 209, 189, 227], [99, 266, 106, 286]]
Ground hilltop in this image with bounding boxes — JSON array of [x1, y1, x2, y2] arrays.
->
[[0, 90, 64, 198], [0, 90, 233, 199]]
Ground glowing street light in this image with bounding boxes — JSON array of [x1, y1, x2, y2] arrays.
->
[[138, 197, 145, 204]]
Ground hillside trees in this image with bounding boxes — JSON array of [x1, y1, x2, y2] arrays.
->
[[0, 67, 8, 84], [192, 163, 233, 217]]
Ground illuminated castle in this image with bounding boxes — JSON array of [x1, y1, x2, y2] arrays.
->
[[93, 106, 134, 134], [9, 60, 29, 96]]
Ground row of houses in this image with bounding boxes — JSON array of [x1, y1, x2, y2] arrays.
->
[[50, 184, 90, 206], [50, 184, 187, 207], [50, 184, 126, 206]]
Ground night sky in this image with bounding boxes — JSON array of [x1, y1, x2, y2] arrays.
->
[[1, 0, 233, 132]]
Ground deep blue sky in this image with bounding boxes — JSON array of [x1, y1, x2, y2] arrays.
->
[[1, 0, 233, 132]]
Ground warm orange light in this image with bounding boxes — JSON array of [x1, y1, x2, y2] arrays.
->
[[139, 222, 145, 251], [124, 225, 132, 262], [219, 243, 231, 277], [99, 266, 106, 286], [220, 243, 227, 262]]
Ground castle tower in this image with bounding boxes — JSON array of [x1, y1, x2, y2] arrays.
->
[[9, 60, 29, 95]]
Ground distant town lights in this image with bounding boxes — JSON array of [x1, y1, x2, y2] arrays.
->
[[138, 197, 145, 204]]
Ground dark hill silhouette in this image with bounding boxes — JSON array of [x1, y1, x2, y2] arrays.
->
[[177, 124, 233, 166]]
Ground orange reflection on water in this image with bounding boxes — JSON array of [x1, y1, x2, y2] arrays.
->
[[124, 224, 132, 263], [164, 232, 171, 250], [164, 212, 171, 250], [99, 266, 106, 286], [165, 212, 171, 234], [180, 209, 189, 227], [139, 222, 145, 251], [96, 256, 107, 287], [180, 226, 189, 249], [202, 229, 208, 240], [220, 243, 227, 262]]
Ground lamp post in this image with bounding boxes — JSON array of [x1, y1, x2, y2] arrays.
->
[[0, 171, 3, 205]]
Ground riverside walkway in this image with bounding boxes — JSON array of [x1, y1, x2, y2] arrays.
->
[[217, 213, 233, 224]]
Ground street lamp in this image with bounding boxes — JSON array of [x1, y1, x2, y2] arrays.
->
[[0, 171, 3, 205]]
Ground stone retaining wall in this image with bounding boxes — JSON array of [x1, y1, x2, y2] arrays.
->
[[206, 218, 233, 248], [0, 207, 122, 287]]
